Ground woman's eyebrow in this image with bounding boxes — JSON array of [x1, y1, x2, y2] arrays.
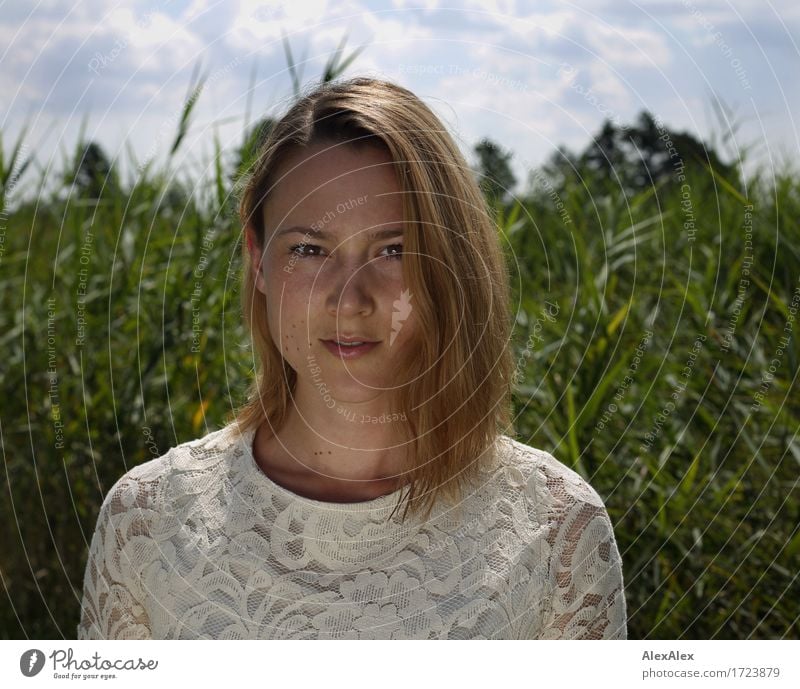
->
[[275, 226, 404, 240]]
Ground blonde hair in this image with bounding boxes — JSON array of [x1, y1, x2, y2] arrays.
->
[[228, 76, 517, 523]]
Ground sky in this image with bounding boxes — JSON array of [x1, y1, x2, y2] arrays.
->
[[2, 0, 798, 196]]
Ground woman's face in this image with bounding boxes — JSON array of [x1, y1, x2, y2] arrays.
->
[[248, 141, 418, 404]]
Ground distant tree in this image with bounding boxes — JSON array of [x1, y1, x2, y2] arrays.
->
[[580, 119, 628, 182], [474, 137, 517, 205], [538, 111, 738, 197], [68, 141, 118, 199]]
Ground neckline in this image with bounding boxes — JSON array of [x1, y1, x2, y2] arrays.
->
[[232, 422, 414, 516]]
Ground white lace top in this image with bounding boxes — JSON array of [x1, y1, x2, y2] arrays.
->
[[77, 423, 627, 640]]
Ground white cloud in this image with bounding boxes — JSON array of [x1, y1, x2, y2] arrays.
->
[[391, 0, 441, 9], [356, 8, 435, 53], [584, 23, 671, 67], [230, 0, 330, 43], [506, 8, 577, 40], [457, 0, 518, 17], [104, 7, 206, 66]]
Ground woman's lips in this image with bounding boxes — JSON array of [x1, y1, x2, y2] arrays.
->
[[321, 340, 380, 359]]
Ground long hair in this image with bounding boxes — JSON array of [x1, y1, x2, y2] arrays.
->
[[228, 76, 517, 523]]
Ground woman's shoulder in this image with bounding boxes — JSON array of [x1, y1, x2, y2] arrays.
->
[[493, 434, 610, 517], [100, 423, 241, 517]]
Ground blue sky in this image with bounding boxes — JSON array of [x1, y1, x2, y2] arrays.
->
[[2, 0, 798, 194]]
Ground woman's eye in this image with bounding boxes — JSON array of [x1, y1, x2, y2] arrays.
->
[[289, 244, 323, 258], [382, 244, 403, 261]]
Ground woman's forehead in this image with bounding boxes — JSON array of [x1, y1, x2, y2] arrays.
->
[[264, 144, 404, 233], [274, 142, 399, 190]]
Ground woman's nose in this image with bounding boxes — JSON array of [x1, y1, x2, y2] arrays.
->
[[324, 260, 376, 317]]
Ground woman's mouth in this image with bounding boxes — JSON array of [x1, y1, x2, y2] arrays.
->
[[321, 340, 380, 359]]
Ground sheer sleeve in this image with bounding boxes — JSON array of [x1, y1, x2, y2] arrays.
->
[[77, 475, 153, 640], [538, 499, 627, 639]]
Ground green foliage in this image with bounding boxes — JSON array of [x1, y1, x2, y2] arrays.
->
[[67, 141, 119, 200], [541, 111, 740, 198], [0, 126, 32, 209], [0, 72, 252, 640], [504, 158, 800, 639], [474, 137, 517, 205]]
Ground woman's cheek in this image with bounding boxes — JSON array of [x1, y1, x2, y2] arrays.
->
[[275, 284, 317, 357]]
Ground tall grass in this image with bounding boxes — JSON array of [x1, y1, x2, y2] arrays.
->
[[1, 67, 797, 639], [504, 162, 799, 638]]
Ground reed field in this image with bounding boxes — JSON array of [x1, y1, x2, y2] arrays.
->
[[1, 68, 798, 639]]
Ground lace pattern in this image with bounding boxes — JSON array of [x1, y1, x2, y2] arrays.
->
[[77, 424, 626, 639]]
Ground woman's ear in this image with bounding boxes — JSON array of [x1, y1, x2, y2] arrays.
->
[[245, 224, 267, 296]]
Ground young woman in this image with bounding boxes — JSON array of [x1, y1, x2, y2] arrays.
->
[[77, 77, 627, 640]]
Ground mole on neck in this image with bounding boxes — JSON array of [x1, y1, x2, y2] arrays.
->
[[251, 421, 407, 503]]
